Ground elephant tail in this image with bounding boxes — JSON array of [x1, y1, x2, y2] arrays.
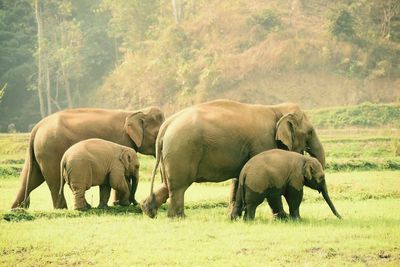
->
[[231, 170, 246, 220], [149, 137, 163, 196], [58, 158, 67, 196], [21, 131, 36, 208], [239, 172, 247, 216], [20, 126, 39, 208]]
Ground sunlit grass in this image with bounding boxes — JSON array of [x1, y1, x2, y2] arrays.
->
[[1, 131, 400, 265], [1, 171, 400, 265]]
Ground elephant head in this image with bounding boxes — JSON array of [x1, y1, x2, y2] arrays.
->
[[276, 111, 325, 168], [125, 107, 165, 156], [303, 157, 342, 219], [118, 149, 140, 205], [120, 149, 140, 180]]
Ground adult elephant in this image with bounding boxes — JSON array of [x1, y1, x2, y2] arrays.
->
[[11, 107, 164, 209], [141, 99, 325, 218]]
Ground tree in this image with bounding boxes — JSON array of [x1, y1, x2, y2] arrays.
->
[[172, 0, 183, 24], [0, 0, 38, 131], [34, 0, 47, 117], [329, 8, 355, 40], [379, 0, 400, 40]]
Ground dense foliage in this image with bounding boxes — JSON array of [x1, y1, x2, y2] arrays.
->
[[0, 0, 399, 131]]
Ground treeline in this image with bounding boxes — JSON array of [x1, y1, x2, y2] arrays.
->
[[0, 0, 399, 131], [0, 0, 116, 131]]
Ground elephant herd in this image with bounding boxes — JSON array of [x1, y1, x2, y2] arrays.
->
[[11, 99, 341, 220]]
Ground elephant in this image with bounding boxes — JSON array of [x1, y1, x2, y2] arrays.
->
[[11, 106, 164, 209], [230, 149, 341, 220], [59, 138, 140, 210], [141, 99, 325, 218]]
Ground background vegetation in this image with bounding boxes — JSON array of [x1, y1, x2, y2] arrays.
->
[[1, 0, 399, 131]]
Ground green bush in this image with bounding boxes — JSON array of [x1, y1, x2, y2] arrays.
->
[[0, 164, 22, 177], [252, 9, 282, 32], [326, 158, 400, 172], [328, 8, 355, 40]]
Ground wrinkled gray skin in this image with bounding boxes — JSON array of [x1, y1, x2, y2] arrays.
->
[[12, 107, 164, 209], [59, 139, 140, 211], [230, 149, 341, 221], [141, 99, 326, 218]]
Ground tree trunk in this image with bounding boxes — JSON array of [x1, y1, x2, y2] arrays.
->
[[172, 0, 182, 24], [62, 67, 73, 108], [34, 0, 46, 118], [45, 62, 52, 115]]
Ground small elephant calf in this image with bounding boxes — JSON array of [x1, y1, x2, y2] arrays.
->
[[231, 149, 341, 220], [59, 138, 140, 210]]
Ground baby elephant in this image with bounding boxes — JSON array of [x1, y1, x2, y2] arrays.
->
[[59, 138, 140, 210], [231, 149, 341, 220]]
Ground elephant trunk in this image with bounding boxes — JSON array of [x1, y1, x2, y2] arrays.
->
[[321, 183, 342, 219], [307, 132, 326, 169]]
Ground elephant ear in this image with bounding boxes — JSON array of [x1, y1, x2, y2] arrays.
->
[[275, 113, 296, 151], [125, 112, 144, 148], [303, 160, 313, 181], [119, 149, 132, 170]]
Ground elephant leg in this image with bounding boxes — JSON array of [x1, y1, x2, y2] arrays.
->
[[266, 195, 288, 220], [284, 187, 303, 220], [244, 203, 258, 221], [12, 157, 45, 209], [39, 156, 68, 209], [98, 183, 111, 209], [70, 184, 90, 211], [243, 190, 264, 221], [168, 186, 188, 218], [228, 178, 239, 211], [129, 177, 139, 206]]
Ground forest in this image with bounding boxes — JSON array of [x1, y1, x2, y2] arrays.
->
[[0, 0, 399, 131]]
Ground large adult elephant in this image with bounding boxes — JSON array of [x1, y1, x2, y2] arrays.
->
[[11, 107, 164, 209], [141, 99, 325, 218]]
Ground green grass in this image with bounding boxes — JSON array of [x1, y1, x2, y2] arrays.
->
[[1, 130, 400, 265], [1, 173, 400, 266], [1, 128, 400, 174], [308, 102, 400, 128]]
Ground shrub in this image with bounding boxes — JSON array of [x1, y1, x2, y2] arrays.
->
[[328, 8, 355, 41], [252, 9, 282, 32]]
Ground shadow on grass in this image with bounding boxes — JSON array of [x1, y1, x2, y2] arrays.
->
[[2, 205, 143, 222]]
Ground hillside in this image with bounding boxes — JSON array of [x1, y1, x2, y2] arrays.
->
[[93, 0, 400, 114], [0, 0, 399, 131]]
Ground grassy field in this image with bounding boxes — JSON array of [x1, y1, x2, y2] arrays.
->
[[1, 130, 400, 266]]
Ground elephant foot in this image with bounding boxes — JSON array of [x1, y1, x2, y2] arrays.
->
[[167, 212, 185, 219], [75, 202, 91, 211], [230, 207, 242, 221], [140, 194, 158, 218], [113, 200, 130, 207], [131, 199, 138, 206], [167, 207, 185, 218], [97, 203, 109, 209], [290, 215, 301, 220], [274, 211, 289, 220], [230, 213, 239, 221], [16, 197, 30, 209]]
